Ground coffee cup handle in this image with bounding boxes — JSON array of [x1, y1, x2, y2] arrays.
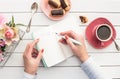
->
[[100, 42, 104, 47]]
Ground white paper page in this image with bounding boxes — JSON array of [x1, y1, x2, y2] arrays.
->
[[50, 17, 80, 58], [32, 28, 65, 67], [59, 43, 74, 58]]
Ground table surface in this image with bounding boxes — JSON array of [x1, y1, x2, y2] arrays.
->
[[0, 0, 120, 79]]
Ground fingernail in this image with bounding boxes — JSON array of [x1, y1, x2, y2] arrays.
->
[[60, 32, 63, 34], [60, 32, 64, 35], [41, 49, 44, 53], [65, 35, 68, 39], [36, 38, 39, 41]]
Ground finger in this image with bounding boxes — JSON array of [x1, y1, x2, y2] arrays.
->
[[59, 38, 67, 44], [28, 39, 39, 55], [23, 43, 30, 55], [36, 49, 44, 60], [60, 30, 77, 39], [65, 35, 76, 49]]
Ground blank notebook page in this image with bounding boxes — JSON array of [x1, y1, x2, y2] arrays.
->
[[32, 28, 66, 67]]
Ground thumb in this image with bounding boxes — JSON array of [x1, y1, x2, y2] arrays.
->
[[37, 49, 44, 60], [65, 35, 75, 49]]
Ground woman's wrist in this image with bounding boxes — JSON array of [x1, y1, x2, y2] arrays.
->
[[79, 55, 89, 63], [78, 51, 89, 63], [24, 68, 36, 75]]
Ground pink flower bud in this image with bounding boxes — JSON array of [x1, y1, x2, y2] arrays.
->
[[4, 29, 15, 39]]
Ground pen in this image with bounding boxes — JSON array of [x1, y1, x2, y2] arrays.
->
[[56, 33, 82, 46]]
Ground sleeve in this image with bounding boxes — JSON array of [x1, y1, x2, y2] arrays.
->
[[23, 71, 37, 79], [81, 57, 112, 79]]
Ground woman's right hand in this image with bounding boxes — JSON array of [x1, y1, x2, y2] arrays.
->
[[60, 30, 89, 62]]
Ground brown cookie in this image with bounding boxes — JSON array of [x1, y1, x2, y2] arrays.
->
[[48, 0, 61, 8], [60, 0, 70, 11], [79, 16, 88, 23], [51, 9, 65, 16]]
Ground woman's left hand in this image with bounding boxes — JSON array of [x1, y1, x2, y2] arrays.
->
[[23, 39, 44, 75]]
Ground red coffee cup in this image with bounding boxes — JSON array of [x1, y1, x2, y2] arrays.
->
[[95, 24, 113, 46]]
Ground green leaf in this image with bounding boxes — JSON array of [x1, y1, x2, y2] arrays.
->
[[16, 23, 25, 26], [6, 23, 9, 26], [9, 21, 12, 27], [12, 16, 14, 27], [6, 16, 25, 27]]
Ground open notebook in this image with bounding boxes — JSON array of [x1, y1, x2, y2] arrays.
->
[[32, 28, 74, 67], [32, 17, 80, 67]]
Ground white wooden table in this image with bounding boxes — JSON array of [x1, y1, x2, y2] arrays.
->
[[0, 0, 120, 79]]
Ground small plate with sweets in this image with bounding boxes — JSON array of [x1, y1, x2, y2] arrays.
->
[[40, 0, 71, 20]]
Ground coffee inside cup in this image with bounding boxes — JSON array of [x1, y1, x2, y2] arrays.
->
[[96, 24, 112, 41]]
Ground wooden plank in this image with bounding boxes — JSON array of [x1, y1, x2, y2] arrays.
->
[[71, 0, 120, 12], [21, 26, 120, 40], [38, 67, 120, 79], [0, 0, 40, 12], [0, 67, 120, 79], [14, 39, 120, 53], [2, 13, 120, 25], [5, 53, 120, 66], [0, 0, 120, 12]]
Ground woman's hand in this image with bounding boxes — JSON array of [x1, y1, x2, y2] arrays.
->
[[23, 39, 44, 75], [60, 30, 88, 62]]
